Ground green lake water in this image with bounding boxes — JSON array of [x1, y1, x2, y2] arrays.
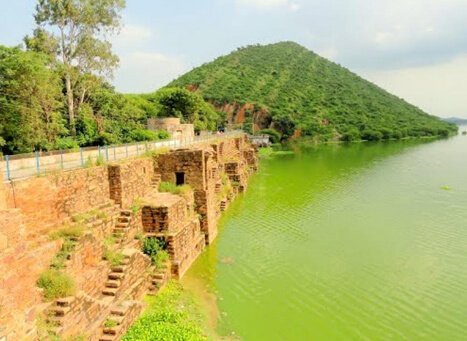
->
[[184, 130, 467, 341]]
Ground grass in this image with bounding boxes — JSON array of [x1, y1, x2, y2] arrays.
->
[[131, 198, 143, 215], [104, 319, 118, 328], [37, 270, 76, 301], [104, 250, 125, 266], [154, 250, 170, 270], [49, 225, 84, 241], [95, 154, 106, 166], [83, 154, 106, 168], [159, 182, 192, 196], [143, 146, 170, 158], [71, 209, 107, 223], [122, 281, 208, 341], [49, 225, 84, 270]]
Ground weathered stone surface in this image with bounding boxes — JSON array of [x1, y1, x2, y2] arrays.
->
[[0, 135, 258, 340], [108, 158, 154, 208], [2, 166, 112, 237]]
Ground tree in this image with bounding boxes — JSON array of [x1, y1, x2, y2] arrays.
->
[[28, 0, 126, 135], [0, 46, 64, 153], [150, 87, 220, 131]]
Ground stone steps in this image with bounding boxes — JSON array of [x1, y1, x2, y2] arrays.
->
[[98, 302, 141, 341], [111, 210, 132, 243]]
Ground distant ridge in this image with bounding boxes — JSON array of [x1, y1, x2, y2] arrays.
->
[[443, 117, 467, 125], [169, 42, 457, 141]]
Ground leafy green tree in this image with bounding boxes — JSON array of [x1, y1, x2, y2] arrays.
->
[[340, 128, 361, 142], [0, 46, 64, 153], [29, 0, 126, 135], [259, 128, 281, 143], [149, 87, 219, 131]]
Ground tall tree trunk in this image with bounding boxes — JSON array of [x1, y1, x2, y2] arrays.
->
[[65, 74, 75, 135]]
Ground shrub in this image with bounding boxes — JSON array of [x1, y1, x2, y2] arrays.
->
[[154, 250, 170, 269], [361, 129, 383, 141], [55, 137, 80, 150], [340, 128, 361, 142], [37, 270, 76, 301], [157, 130, 170, 140], [142, 237, 167, 265], [258, 128, 281, 144], [129, 129, 159, 142]]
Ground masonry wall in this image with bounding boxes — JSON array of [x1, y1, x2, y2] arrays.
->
[[0, 209, 61, 340], [108, 158, 154, 208], [0, 135, 258, 340], [2, 166, 112, 237]]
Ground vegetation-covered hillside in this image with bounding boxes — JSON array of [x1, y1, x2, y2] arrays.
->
[[170, 42, 457, 141]]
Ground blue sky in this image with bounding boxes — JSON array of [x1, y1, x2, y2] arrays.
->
[[1, 0, 467, 118]]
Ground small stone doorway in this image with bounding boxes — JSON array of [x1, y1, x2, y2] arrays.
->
[[175, 172, 185, 186]]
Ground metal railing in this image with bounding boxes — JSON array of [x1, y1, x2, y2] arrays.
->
[[1, 131, 244, 181]]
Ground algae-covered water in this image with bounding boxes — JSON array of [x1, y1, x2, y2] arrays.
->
[[184, 132, 467, 341]]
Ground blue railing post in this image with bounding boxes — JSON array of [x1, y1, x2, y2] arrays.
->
[[80, 148, 84, 167], [35, 151, 41, 176], [5, 155, 11, 180], [60, 149, 64, 169]]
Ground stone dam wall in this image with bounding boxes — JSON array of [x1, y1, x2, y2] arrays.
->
[[0, 135, 257, 340]]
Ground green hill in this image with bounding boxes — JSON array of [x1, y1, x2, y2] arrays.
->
[[169, 42, 457, 141]]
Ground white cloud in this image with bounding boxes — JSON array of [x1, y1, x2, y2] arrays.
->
[[114, 52, 189, 93], [113, 24, 154, 50], [235, 0, 300, 12], [361, 54, 467, 118]]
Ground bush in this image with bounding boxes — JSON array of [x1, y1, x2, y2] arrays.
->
[[55, 137, 80, 150], [129, 129, 159, 142], [340, 128, 361, 142], [157, 130, 170, 140], [361, 129, 383, 141], [37, 270, 76, 301], [258, 128, 281, 143], [154, 250, 170, 269], [142, 237, 167, 265]]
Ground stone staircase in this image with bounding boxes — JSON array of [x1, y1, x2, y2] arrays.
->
[[215, 182, 221, 194], [112, 210, 132, 243], [151, 174, 162, 190], [147, 262, 170, 296], [98, 301, 143, 341], [220, 200, 227, 212], [46, 297, 75, 334], [102, 255, 130, 297]]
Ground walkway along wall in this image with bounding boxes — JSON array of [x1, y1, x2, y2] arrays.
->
[[0, 135, 257, 340]]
